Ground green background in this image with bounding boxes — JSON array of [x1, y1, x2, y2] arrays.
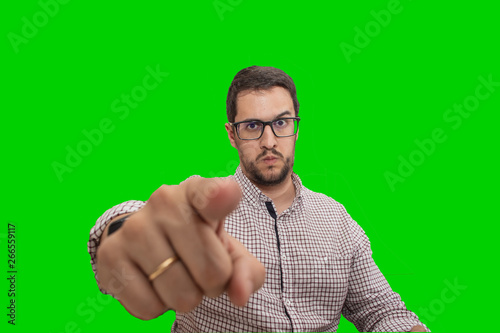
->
[[2, 0, 498, 332]]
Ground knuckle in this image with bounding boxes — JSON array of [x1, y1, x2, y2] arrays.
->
[[150, 184, 173, 204], [120, 215, 147, 242], [96, 246, 126, 293], [96, 240, 113, 265], [172, 290, 203, 313], [119, 216, 164, 255], [177, 201, 195, 222], [191, 193, 208, 211], [96, 239, 120, 273], [132, 302, 165, 321], [199, 261, 232, 296], [140, 304, 166, 320], [149, 185, 187, 223]]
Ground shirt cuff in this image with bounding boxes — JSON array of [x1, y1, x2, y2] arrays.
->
[[373, 317, 430, 332], [87, 200, 146, 293]]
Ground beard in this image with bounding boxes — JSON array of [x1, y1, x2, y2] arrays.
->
[[238, 147, 294, 186]]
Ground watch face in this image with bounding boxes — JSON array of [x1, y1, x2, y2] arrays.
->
[[108, 215, 130, 235]]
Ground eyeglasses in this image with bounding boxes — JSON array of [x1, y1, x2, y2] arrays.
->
[[230, 117, 300, 140]]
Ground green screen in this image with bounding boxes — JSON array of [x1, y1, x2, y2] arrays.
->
[[2, 0, 498, 332]]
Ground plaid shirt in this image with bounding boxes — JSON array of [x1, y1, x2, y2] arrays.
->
[[88, 165, 429, 332]]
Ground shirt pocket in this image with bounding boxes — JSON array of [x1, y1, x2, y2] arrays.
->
[[294, 254, 350, 292], [309, 254, 351, 316], [313, 254, 351, 287]]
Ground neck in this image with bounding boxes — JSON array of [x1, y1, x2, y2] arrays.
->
[[253, 172, 296, 214]]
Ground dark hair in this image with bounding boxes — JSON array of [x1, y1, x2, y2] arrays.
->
[[226, 66, 300, 122]]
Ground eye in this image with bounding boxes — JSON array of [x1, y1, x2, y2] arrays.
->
[[244, 122, 261, 130], [273, 119, 288, 128]]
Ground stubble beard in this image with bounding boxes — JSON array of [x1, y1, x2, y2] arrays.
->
[[238, 146, 295, 186]]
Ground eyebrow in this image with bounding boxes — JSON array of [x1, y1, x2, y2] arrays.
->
[[240, 110, 292, 122]]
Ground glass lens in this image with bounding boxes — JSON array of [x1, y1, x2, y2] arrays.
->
[[237, 119, 298, 139], [238, 121, 264, 139], [272, 118, 297, 136]]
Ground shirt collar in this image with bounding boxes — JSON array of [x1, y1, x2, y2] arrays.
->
[[233, 164, 304, 211]]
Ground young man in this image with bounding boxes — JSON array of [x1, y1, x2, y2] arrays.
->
[[88, 66, 429, 332]]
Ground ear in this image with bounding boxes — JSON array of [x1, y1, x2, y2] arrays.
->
[[225, 123, 238, 149]]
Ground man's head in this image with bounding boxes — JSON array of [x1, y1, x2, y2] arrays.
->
[[225, 66, 300, 187], [226, 66, 300, 123]]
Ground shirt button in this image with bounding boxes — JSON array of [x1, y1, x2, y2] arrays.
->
[[281, 254, 286, 260]]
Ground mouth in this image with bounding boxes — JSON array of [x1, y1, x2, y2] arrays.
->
[[261, 155, 279, 165]]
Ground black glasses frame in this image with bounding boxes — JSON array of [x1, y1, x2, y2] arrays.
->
[[230, 117, 300, 140]]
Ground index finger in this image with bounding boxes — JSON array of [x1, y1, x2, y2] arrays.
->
[[185, 177, 242, 228]]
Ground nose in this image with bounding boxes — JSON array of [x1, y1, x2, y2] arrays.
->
[[260, 123, 277, 150]]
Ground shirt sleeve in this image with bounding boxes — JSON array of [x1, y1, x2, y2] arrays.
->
[[87, 200, 146, 292], [341, 216, 430, 332]]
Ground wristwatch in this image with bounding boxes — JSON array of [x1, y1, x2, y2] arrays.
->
[[108, 214, 133, 236]]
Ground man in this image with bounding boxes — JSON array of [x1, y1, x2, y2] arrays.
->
[[88, 66, 429, 332]]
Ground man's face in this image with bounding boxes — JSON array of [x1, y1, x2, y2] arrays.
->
[[225, 86, 298, 186]]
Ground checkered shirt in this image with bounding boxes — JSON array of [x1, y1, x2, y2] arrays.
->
[[88, 165, 429, 332]]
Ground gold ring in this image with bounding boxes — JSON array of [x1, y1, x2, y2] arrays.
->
[[149, 256, 179, 281]]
